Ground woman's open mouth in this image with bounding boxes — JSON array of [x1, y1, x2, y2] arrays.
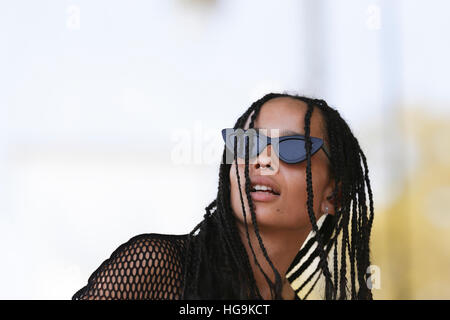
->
[[250, 184, 280, 202]]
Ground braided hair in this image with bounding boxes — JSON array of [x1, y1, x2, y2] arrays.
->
[[181, 92, 375, 300]]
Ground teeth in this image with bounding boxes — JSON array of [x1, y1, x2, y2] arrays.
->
[[253, 184, 273, 192]]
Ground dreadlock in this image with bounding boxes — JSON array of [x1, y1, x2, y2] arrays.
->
[[181, 92, 375, 300]]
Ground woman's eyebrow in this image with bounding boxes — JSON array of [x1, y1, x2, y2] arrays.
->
[[279, 129, 303, 136], [254, 127, 304, 136]]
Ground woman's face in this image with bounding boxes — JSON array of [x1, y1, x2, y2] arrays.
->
[[229, 97, 336, 232]]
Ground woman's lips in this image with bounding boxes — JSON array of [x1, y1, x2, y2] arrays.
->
[[250, 191, 280, 202]]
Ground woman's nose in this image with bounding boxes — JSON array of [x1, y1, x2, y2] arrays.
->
[[253, 145, 279, 174]]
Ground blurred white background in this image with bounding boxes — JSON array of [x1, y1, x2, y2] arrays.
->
[[0, 0, 449, 299]]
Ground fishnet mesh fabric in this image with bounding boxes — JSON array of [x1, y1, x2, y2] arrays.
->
[[72, 233, 188, 300]]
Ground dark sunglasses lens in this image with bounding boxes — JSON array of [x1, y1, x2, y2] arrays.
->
[[279, 139, 306, 163]]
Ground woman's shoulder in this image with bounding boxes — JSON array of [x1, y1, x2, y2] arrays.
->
[[127, 232, 190, 243], [123, 232, 190, 250], [72, 232, 190, 300], [103, 232, 190, 264]]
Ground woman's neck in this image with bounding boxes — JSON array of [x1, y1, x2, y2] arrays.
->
[[235, 223, 312, 300]]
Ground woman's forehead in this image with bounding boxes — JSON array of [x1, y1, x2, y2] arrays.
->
[[243, 97, 326, 138]]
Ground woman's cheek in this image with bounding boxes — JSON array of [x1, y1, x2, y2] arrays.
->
[[282, 173, 310, 221], [229, 165, 247, 217]]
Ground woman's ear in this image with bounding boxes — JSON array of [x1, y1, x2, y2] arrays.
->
[[322, 179, 342, 215]]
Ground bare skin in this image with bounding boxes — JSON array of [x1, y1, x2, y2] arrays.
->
[[229, 97, 339, 300]]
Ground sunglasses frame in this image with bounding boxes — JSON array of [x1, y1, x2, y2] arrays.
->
[[221, 128, 331, 164]]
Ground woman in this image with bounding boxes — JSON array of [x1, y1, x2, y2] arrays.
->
[[72, 92, 374, 300]]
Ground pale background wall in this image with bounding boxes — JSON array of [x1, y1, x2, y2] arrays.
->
[[0, 0, 449, 299]]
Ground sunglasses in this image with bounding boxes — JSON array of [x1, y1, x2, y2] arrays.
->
[[222, 128, 331, 164]]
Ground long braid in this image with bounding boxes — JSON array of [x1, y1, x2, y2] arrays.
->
[[217, 150, 260, 298], [230, 104, 272, 299], [331, 112, 350, 299], [313, 99, 339, 299], [304, 101, 335, 299], [360, 151, 375, 266], [314, 104, 346, 298], [233, 136, 273, 294], [243, 136, 283, 299]]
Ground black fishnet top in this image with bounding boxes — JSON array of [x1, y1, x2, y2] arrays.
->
[[72, 233, 189, 300]]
